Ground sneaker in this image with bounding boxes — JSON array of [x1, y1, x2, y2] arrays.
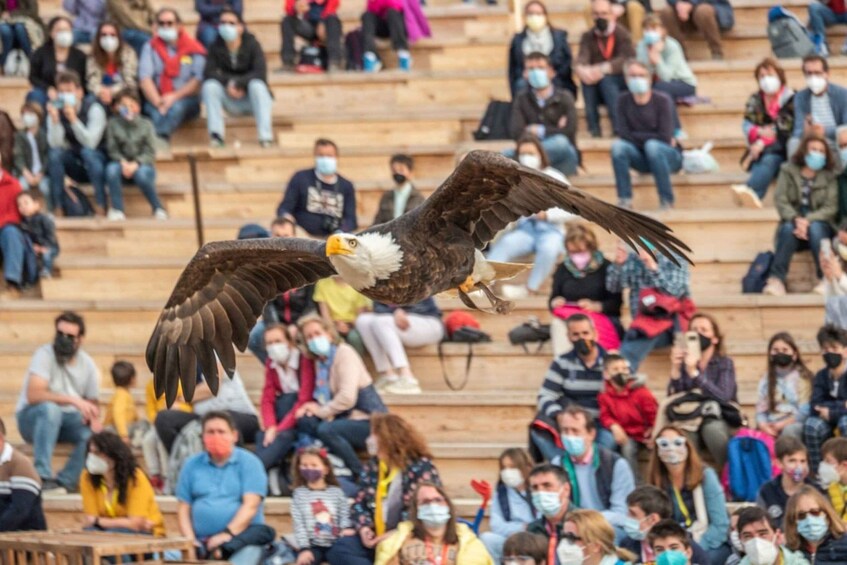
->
[[763, 277, 787, 296], [259, 139, 275, 149], [384, 375, 422, 395], [398, 50, 412, 71], [374, 375, 399, 392], [673, 129, 689, 142], [813, 280, 827, 295], [659, 201, 674, 211], [153, 208, 169, 220], [41, 478, 67, 496], [732, 184, 763, 209], [363, 52, 382, 73], [0, 285, 21, 301], [106, 208, 126, 221], [501, 284, 529, 300], [590, 128, 602, 139], [617, 198, 633, 210], [39, 269, 51, 280], [267, 467, 282, 497], [210, 134, 225, 148], [814, 34, 830, 57]]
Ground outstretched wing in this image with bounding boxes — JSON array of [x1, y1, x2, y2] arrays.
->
[[146, 237, 335, 405], [414, 150, 692, 264]]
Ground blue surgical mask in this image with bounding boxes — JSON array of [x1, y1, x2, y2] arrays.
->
[[797, 514, 829, 542], [622, 516, 646, 540], [643, 30, 662, 46], [562, 434, 587, 458], [657, 550, 689, 565], [218, 23, 238, 43], [62, 92, 77, 107], [119, 106, 136, 121], [839, 148, 847, 168], [157, 27, 178, 43], [531, 490, 562, 518], [308, 336, 332, 357], [315, 156, 337, 176], [527, 68, 550, 90], [627, 77, 651, 95], [417, 504, 451, 528], [805, 150, 827, 171]]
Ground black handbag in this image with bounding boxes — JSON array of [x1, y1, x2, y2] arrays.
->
[[508, 317, 551, 353], [438, 326, 491, 391]]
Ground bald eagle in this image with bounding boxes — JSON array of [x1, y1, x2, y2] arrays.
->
[[147, 151, 691, 404]]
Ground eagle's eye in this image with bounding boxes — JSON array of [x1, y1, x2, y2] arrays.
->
[[348, 239, 358, 248]]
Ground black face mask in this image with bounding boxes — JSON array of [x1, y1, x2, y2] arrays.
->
[[771, 353, 794, 368], [53, 332, 78, 364], [393, 173, 407, 185], [573, 339, 592, 357], [824, 352, 844, 370], [611, 373, 630, 388], [595, 17, 609, 32], [698, 334, 713, 352]]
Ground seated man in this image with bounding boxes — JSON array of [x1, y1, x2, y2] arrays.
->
[[276, 138, 357, 237], [533, 314, 614, 461], [138, 8, 206, 144], [526, 463, 573, 545], [790, 55, 847, 160], [196, 0, 243, 48], [202, 8, 274, 148], [582, 0, 648, 43], [0, 416, 47, 531], [552, 406, 635, 536], [46, 70, 108, 214], [15, 312, 101, 493], [756, 435, 818, 527], [575, 0, 634, 138], [177, 411, 273, 564], [660, 0, 730, 60], [648, 519, 703, 565], [804, 324, 847, 472], [736, 505, 807, 565], [508, 51, 579, 176], [372, 154, 424, 226], [281, 0, 343, 71], [611, 59, 682, 211]]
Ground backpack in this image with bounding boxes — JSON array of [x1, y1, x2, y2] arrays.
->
[[344, 28, 364, 71], [165, 419, 203, 494], [3, 49, 30, 77], [0, 110, 15, 172], [473, 101, 512, 141], [767, 7, 815, 59], [61, 184, 95, 217], [742, 251, 775, 293], [725, 431, 775, 501]]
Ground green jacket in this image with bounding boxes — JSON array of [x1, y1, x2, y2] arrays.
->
[[105, 116, 156, 166], [774, 162, 838, 225]]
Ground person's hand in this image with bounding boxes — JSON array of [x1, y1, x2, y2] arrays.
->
[[33, 244, 45, 254], [758, 422, 776, 436], [816, 406, 831, 422], [47, 102, 60, 123], [359, 527, 378, 548], [128, 516, 155, 532], [75, 398, 99, 421], [760, 125, 777, 140], [160, 92, 178, 113], [534, 210, 548, 222], [32, 171, 43, 183], [813, 123, 826, 137], [610, 424, 628, 446], [22, 170, 36, 187], [206, 532, 233, 550], [614, 242, 629, 265], [47, 87, 57, 100], [83, 515, 96, 527], [89, 417, 103, 434], [227, 82, 245, 99], [577, 299, 601, 313], [262, 426, 278, 447], [675, 1, 693, 22], [748, 140, 765, 161], [794, 217, 809, 240], [648, 42, 663, 65], [393, 308, 410, 330], [335, 320, 350, 334], [297, 401, 320, 418], [550, 296, 566, 309], [121, 160, 139, 179], [62, 103, 78, 123], [341, 528, 356, 537], [670, 346, 685, 376], [296, 550, 314, 565]]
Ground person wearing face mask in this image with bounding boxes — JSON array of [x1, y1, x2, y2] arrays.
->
[[177, 412, 275, 565], [13, 103, 50, 200], [27, 16, 87, 109], [735, 506, 809, 565], [508, 0, 576, 99], [789, 55, 847, 161], [508, 52, 579, 177], [277, 138, 358, 237], [0, 0, 40, 70], [62, 0, 105, 45], [557, 509, 637, 565], [196, 0, 243, 48], [86, 22, 138, 108], [372, 153, 425, 226], [648, 426, 731, 564], [803, 325, 847, 472], [764, 134, 838, 296], [611, 59, 682, 211], [575, 0, 635, 138], [105, 0, 154, 54], [648, 520, 702, 565], [375, 482, 493, 564], [104, 88, 168, 221], [15, 311, 101, 494], [732, 58, 796, 209], [755, 331, 813, 442], [480, 448, 538, 563], [549, 223, 623, 355], [757, 437, 820, 526], [80, 431, 165, 539], [280, 0, 343, 72], [525, 464, 574, 564], [254, 324, 316, 476], [784, 485, 847, 564], [818, 437, 847, 519], [598, 353, 658, 473], [668, 312, 738, 470]]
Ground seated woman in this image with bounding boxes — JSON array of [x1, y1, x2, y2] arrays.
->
[[755, 331, 812, 440], [784, 485, 847, 564], [330, 413, 441, 565], [13, 102, 49, 197], [763, 134, 838, 296], [480, 448, 537, 563], [361, 0, 429, 72], [647, 425, 731, 565], [0, 0, 42, 72], [28, 16, 87, 107], [355, 297, 443, 395], [489, 135, 575, 301], [507, 0, 576, 98], [375, 482, 493, 564], [667, 312, 737, 470], [86, 22, 139, 108], [557, 509, 636, 564], [731, 57, 795, 209], [548, 222, 623, 355], [81, 431, 165, 537], [254, 323, 316, 473], [295, 314, 387, 480]]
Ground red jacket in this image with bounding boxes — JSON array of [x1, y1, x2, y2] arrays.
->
[[285, 0, 340, 18], [598, 381, 658, 442], [260, 353, 316, 432], [0, 172, 22, 228]]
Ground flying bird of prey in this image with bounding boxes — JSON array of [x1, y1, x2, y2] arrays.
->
[[147, 150, 691, 404]]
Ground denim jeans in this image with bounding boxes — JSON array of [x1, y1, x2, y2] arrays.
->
[[248, 319, 268, 364], [582, 74, 626, 134], [41, 245, 59, 276], [229, 545, 265, 565], [121, 29, 151, 55], [254, 393, 299, 469], [611, 138, 682, 205], [105, 162, 162, 213], [143, 96, 201, 139], [746, 152, 784, 198], [47, 147, 108, 210], [72, 29, 93, 45], [808, 1, 847, 42], [17, 402, 91, 489], [327, 535, 374, 565], [202, 79, 274, 143], [0, 224, 34, 285], [487, 220, 564, 291], [620, 328, 674, 372], [297, 416, 371, 476], [0, 22, 31, 65], [771, 220, 833, 281], [804, 415, 847, 471], [196, 22, 219, 48]]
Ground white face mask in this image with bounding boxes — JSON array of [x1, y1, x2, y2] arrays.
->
[[518, 153, 542, 170], [500, 468, 524, 489], [743, 536, 779, 565], [85, 452, 110, 476], [366, 435, 379, 456], [556, 540, 586, 565], [22, 112, 39, 129], [807, 75, 828, 95], [818, 461, 841, 487], [99, 35, 120, 53], [730, 530, 744, 553], [266, 343, 290, 364], [54, 30, 73, 48], [759, 75, 781, 95]]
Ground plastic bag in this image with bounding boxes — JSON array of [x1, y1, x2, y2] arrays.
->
[[682, 141, 719, 174]]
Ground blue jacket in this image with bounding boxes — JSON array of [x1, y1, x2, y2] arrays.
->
[[809, 366, 847, 424], [792, 83, 847, 140], [667, 467, 730, 551], [800, 533, 847, 564]]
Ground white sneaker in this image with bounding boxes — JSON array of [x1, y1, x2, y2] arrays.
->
[[731, 184, 762, 209], [501, 284, 529, 300], [153, 208, 169, 220], [762, 277, 786, 296], [813, 280, 827, 295], [384, 375, 422, 395], [374, 375, 398, 392], [267, 467, 282, 497], [106, 208, 126, 221]]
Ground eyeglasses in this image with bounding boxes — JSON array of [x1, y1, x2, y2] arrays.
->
[[560, 532, 582, 544], [656, 437, 686, 449], [796, 508, 824, 520], [157, 20, 176, 27]]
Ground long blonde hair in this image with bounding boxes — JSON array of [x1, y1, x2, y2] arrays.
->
[[784, 485, 846, 550], [566, 509, 637, 562]]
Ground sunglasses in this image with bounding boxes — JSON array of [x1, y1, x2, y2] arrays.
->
[[656, 437, 686, 449], [796, 508, 824, 520], [560, 532, 582, 544]]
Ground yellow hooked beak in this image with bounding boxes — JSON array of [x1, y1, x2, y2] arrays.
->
[[326, 234, 353, 256]]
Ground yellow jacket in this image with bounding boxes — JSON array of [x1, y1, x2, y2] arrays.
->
[[144, 380, 192, 422], [828, 481, 847, 520], [374, 521, 494, 565]]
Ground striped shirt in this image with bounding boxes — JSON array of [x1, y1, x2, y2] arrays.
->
[[291, 486, 351, 549], [537, 346, 608, 419], [811, 92, 837, 132], [0, 443, 46, 532]]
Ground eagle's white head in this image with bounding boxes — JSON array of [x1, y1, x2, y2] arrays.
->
[[325, 232, 404, 291]]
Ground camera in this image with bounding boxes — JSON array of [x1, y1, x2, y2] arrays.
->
[[322, 215, 340, 233]]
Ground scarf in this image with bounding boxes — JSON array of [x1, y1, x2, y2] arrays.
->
[[374, 460, 399, 535], [562, 250, 605, 279], [314, 345, 336, 405], [150, 29, 206, 94], [522, 26, 554, 56]]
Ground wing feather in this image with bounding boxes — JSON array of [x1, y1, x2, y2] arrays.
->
[[147, 237, 335, 403]]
